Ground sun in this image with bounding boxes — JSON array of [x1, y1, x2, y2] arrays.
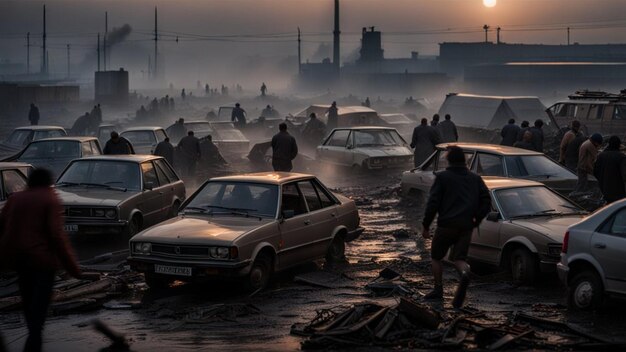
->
[[483, 0, 497, 7]]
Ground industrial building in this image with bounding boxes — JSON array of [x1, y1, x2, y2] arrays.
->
[[95, 68, 129, 105]]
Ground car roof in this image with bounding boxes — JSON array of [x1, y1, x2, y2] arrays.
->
[[0, 162, 32, 170], [482, 176, 543, 190], [77, 155, 162, 163], [331, 126, 397, 131], [121, 127, 164, 132], [210, 172, 314, 185], [184, 121, 211, 124], [15, 125, 65, 131], [438, 142, 542, 156], [34, 136, 98, 142]]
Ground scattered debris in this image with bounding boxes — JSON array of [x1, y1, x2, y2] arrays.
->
[[294, 271, 355, 289]]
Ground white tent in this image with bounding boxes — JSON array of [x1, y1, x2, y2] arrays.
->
[[438, 93, 548, 130]]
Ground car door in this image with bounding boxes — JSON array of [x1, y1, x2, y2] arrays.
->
[[1, 169, 28, 205], [277, 182, 313, 268], [153, 160, 175, 216], [297, 179, 338, 257], [468, 193, 502, 265], [591, 207, 626, 293], [318, 129, 350, 166], [138, 161, 165, 225], [473, 152, 505, 177]]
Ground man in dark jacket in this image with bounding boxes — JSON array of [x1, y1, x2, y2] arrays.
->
[[594, 136, 626, 203], [0, 168, 81, 352], [514, 130, 536, 151], [500, 119, 520, 146], [271, 123, 298, 172], [528, 119, 545, 152], [302, 113, 327, 146], [438, 114, 458, 143], [327, 101, 339, 131], [103, 131, 134, 155], [517, 120, 530, 141], [421, 146, 491, 308], [154, 137, 174, 166], [169, 118, 186, 142], [411, 118, 441, 167], [231, 103, 247, 127], [28, 103, 40, 125], [559, 120, 586, 171], [178, 131, 201, 177]]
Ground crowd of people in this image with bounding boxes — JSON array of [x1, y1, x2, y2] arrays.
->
[[136, 95, 175, 121], [410, 113, 459, 167]]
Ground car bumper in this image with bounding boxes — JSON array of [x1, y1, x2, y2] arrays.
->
[[539, 258, 560, 273], [128, 256, 252, 281], [346, 227, 364, 242], [557, 262, 569, 285], [65, 220, 128, 235]]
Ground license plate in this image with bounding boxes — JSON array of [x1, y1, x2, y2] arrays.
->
[[154, 264, 192, 277], [64, 224, 78, 232]]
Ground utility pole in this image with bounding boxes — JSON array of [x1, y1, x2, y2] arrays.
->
[[104, 11, 108, 71], [26, 32, 30, 74], [97, 33, 101, 71], [154, 7, 158, 79], [66, 44, 70, 78], [297, 27, 301, 74], [567, 27, 570, 45], [42, 4, 47, 75], [333, 0, 340, 72], [496, 27, 501, 44], [483, 24, 489, 43]]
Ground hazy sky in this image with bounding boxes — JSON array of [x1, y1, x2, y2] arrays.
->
[[2, 0, 626, 84]]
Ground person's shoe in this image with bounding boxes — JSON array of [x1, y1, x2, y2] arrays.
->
[[423, 285, 443, 300], [452, 272, 470, 309]]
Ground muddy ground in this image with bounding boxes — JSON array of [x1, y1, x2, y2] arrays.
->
[[1, 167, 626, 351]]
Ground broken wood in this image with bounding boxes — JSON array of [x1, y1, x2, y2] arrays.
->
[[398, 297, 441, 329]]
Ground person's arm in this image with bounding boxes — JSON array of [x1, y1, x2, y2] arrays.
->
[[291, 137, 299, 160], [432, 128, 442, 145], [231, 110, 236, 122], [475, 178, 492, 226], [422, 176, 442, 229], [593, 155, 602, 182], [501, 126, 507, 138], [48, 194, 81, 278]]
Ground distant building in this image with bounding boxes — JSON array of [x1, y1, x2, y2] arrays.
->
[[0, 82, 79, 110], [95, 68, 129, 105]]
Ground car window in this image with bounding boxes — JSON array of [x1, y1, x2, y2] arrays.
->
[[90, 140, 102, 154], [495, 186, 581, 219], [20, 141, 80, 159], [475, 153, 504, 176], [155, 159, 179, 181], [33, 130, 65, 140], [588, 104, 603, 120], [437, 150, 474, 171], [354, 130, 404, 147], [141, 162, 159, 188], [299, 181, 322, 212], [57, 160, 141, 191], [326, 130, 350, 147], [185, 181, 278, 218], [614, 105, 626, 120], [7, 130, 32, 146], [122, 131, 156, 146], [312, 179, 336, 208], [505, 155, 573, 178], [2, 170, 27, 198], [155, 129, 167, 142], [153, 161, 170, 185], [81, 142, 93, 156], [282, 183, 307, 216], [610, 208, 626, 235]]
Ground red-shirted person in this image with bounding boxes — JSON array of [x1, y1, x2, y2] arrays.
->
[[0, 168, 81, 352]]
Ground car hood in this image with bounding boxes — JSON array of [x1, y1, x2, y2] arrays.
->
[[132, 215, 275, 245], [354, 146, 412, 157], [55, 188, 137, 207], [512, 215, 585, 242]]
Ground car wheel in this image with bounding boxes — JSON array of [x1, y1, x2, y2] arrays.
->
[[145, 273, 171, 290], [169, 201, 181, 218], [568, 270, 603, 310], [509, 248, 537, 284], [326, 236, 346, 263], [245, 254, 272, 291], [126, 215, 142, 237]]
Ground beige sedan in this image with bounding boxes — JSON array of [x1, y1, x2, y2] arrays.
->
[[128, 172, 363, 290]]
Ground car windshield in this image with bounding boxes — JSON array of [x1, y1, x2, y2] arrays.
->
[[20, 141, 79, 159], [57, 160, 141, 191], [505, 155, 574, 179], [33, 129, 66, 140], [495, 186, 583, 219], [184, 181, 278, 218], [121, 131, 156, 146], [186, 122, 213, 133], [354, 130, 405, 147], [6, 130, 31, 146]]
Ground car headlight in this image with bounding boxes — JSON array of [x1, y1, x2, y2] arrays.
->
[[208, 247, 231, 259], [105, 209, 117, 219], [93, 209, 105, 217], [371, 158, 382, 164], [133, 242, 151, 254], [547, 244, 561, 257]]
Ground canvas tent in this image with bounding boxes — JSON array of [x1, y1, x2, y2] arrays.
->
[[438, 93, 550, 130]]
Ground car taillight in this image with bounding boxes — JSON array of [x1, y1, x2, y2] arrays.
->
[[562, 231, 570, 253]]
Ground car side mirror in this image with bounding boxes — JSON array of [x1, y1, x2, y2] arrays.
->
[[486, 211, 500, 222], [282, 210, 295, 220], [144, 182, 155, 191]]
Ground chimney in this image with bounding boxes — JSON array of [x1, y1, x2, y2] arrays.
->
[[333, 0, 340, 71]]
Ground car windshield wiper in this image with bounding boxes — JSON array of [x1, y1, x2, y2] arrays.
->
[[183, 206, 210, 214], [77, 182, 127, 192], [510, 209, 561, 219], [56, 181, 80, 187], [204, 205, 263, 219]]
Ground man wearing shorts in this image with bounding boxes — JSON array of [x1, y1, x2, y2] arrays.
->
[[421, 146, 491, 308]]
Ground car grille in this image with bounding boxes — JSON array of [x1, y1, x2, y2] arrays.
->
[[66, 208, 92, 217], [151, 244, 210, 257]]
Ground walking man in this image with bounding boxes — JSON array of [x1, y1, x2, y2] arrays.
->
[[271, 123, 298, 172], [421, 146, 491, 308], [517, 120, 530, 141], [154, 137, 175, 166], [528, 119, 545, 152], [231, 103, 247, 127], [559, 120, 586, 171], [411, 118, 441, 167], [327, 101, 339, 131], [574, 133, 603, 194], [103, 131, 134, 155], [0, 168, 81, 352], [28, 103, 40, 126], [178, 131, 201, 177], [594, 136, 626, 203], [438, 114, 458, 143], [500, 119, 520, 146]]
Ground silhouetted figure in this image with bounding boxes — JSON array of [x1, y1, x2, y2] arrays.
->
[[559, 120, 586, 171], [169, 118, 187, 142], [28, 103, 40, 126], [517, 120, 530, 141], [411, 118, 441, 167], [594, 136, 626, 203], [0, 168, 81, 352], [261, 105, 275, 119], [302, 113, 327, 146], [231, 103, 247, 127], [529, 119, 545, 152], [514, 130, 535, 151], [430, 114, 440, 128], [327, 101, 339, 131], [178, 131, 201, 177], [500, 119, 520, 146], [438, 114, 458, 143], [154, 137, 175, 166], [271, 123, 298, 172], [363, 97, 371, 108], [70, 112, 91, 136], [103, 131, 134, 155], [169, 97, 175, 111], [205, 84, 210, 96], [181, 89, 186, 100], [137, 105, 148, 120], [200, 135, 227, 165], [574, 133, 602, 194], [260, 82, 267, 97]]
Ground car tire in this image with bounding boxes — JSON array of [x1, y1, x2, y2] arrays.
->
[[145, 274, 171, 290], [126, 215, 142, 237], [169, 201, 181, 218], [509, 248, 537, 284], [568, 270, 604, 310], [245, 253, 272, 291], [326, 236, 346, 263]]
